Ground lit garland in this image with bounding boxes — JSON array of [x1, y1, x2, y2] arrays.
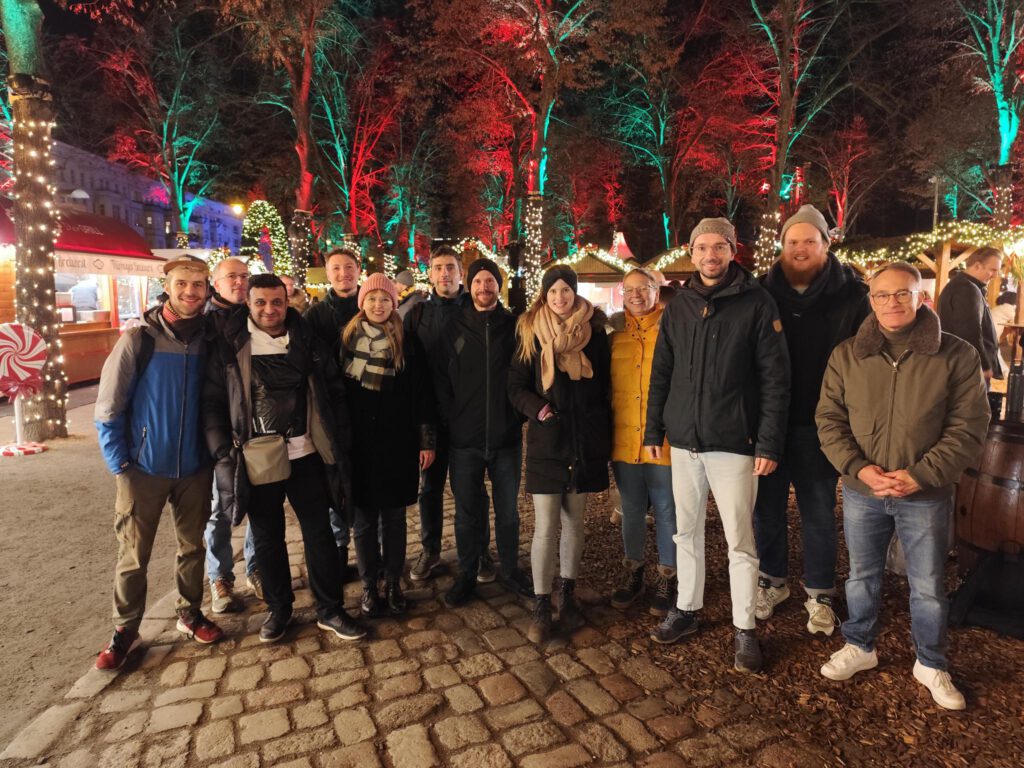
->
[[834, 220, 1024, 270], [239, 201, 291, 274], [11, 114, 69, 437], [384, 253, 397, 280], [754, 208, 781, 274], [523, 194, 545, 302], [454, 237, 510, 273], [651, 244, 690, 272], [551, 243, 628, 273]]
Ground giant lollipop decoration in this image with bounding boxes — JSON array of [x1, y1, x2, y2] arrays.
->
[[0, 322, 49, 456]]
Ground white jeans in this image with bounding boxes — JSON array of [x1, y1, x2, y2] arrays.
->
[[670, 448, 759, 630]]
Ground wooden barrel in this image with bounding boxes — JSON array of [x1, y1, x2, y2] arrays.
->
[[956, 421, 1024, 557]]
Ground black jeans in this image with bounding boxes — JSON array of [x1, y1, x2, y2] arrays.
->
[[418, 426, 450, 554], [449, 443, 522, 579], [247, 453, 346, 620], [353, 505, 406, 584]]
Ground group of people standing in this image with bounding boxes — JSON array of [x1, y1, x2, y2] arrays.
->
[[92, 204, 993, 712]]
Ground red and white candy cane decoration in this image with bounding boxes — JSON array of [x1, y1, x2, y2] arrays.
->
[[0, 323, 49, 456]]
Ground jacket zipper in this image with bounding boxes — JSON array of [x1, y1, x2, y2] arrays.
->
[[693, 306, 708, 451], [484, 315, 491, 454], [178, 339, 189, 477], [136, 425, 148, 463], [881, 350, 909, 469]]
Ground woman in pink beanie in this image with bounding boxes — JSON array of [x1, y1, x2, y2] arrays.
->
[[341, 272, 436, 618]]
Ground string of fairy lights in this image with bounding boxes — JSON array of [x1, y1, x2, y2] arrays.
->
[[552, 243, 628, 272], [10, 117, 69, 433], [834, 220, 1024, 270], [523, 195, 545, 302]]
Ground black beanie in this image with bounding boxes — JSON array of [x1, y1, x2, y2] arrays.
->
[[541, 265, 578, 295], [466, 258, 503, 290]]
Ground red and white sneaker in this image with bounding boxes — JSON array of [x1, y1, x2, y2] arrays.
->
[[176, 610, 224, 644], [96, 627, 141, 670]]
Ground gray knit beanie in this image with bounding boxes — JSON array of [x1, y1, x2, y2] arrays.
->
[[781, 204, 830, 244], [689, 217, 737, 253]]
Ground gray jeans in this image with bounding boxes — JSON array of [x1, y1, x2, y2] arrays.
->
[[531, 492, 587, 595]]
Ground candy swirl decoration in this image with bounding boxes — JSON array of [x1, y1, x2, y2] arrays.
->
[[0, 323, 47, 400]]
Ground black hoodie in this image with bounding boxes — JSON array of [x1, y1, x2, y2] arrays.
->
[[760, 254, 871, 426]]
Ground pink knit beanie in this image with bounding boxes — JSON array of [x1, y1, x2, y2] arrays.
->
[[358, 271, 399, 310]]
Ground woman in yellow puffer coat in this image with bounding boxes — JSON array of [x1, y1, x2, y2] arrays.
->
[[609, 268, 676, 616]]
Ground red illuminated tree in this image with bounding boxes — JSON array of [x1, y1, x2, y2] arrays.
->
[[811, 115, 882, 238]]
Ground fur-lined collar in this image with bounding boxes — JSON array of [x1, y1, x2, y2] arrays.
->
[[853, 304, 941, 359]]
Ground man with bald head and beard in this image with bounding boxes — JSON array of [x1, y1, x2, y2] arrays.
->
[[204, 256, 261, 612]]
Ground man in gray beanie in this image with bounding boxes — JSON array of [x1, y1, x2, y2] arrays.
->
[[645, 216, 790, 673], [755, 204, 871, 636]]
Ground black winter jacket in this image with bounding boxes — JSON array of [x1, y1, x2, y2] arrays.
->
[[937, 270, 1003, 378], [435, 303, 524, 451], [760, 255, 870, 426], [508, 314, 612, 494], [645, 264, 790, 460], [305, 290, 359, 354], [202, 308, 353, 525], [342, 331, 437, 509]]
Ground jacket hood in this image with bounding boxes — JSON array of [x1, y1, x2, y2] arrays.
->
[[853, 304, 942, 359]]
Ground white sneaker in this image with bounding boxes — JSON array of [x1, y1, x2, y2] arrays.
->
[[913, 661, 966, 710], [755, 578, 790, 620], [805, 595, 840, 636], [821, 643, 878, 681]]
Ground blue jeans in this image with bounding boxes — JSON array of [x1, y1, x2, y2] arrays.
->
[[205, 481, 256, 584], [753, 425, 838, 592], [611, 462, 676, 567], [449, 443, 521, 579], [841, 486, 952, 671]]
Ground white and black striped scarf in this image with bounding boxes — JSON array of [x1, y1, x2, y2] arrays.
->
[[344, 320, 396, 391]]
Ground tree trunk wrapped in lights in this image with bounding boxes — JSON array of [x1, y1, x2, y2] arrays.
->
[[2, 0, 68, 439], [523, 193, 544, 303], [287, 208, 312, 284]]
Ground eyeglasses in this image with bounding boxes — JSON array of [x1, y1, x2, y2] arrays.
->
[[692, 244, 731, 255], [623, 286, 654, 296], [870, 289, 918, 305]]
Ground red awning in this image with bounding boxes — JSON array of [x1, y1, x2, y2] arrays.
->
[[0, 208, 157, 259]]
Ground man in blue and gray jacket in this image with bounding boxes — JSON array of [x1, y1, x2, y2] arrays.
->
[[94, 254, 224, 670]]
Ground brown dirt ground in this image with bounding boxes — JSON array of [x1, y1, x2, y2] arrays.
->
[[0, 403, 182, 748]]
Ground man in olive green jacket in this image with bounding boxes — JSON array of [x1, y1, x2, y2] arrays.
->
[[816, 262, 989, 711]]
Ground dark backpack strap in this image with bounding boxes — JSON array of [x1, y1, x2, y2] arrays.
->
[[134, 328, 156, 381]]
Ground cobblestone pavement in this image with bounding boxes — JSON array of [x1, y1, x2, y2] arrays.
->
[[1, 493, 819, 768]]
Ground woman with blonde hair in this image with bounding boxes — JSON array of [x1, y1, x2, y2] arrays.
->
[[508, 266, 611, 643], [341, 273, 436, 618]]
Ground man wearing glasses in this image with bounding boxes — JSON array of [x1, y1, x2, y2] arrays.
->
[[204, 257, 260, 612], [644, 217, 789, 674], [816, 262, 989, 709]]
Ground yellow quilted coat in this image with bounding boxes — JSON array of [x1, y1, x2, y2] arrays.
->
[[609, 307, 671, 465]]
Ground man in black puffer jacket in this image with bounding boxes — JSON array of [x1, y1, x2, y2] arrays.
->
[[644, 217, 790, 674], [754, 205, 871, 636], [203, 274, 363, 644], [434, 259, 532, 607]]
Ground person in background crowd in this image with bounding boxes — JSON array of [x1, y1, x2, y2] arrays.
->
[[203, 273, 364, 643], [754, 205, 871, 635], [404, 246, 491, 583], [608, 268, 677, 616], [280, 273, 309, 313], [304, 246, 363, 578], [395, 269, 427, 319], [816, 262, 989, 710], [937, 247, 1004, 386], [94, 255, 224, 670], [993, 290, 1017, 372], [204, 257, 260, 612], [644, 218, 789, 674], [436, 259, 532, 607], [342, 273, 436, 617], [509, 265, 612, 644]]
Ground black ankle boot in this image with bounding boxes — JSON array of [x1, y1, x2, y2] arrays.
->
[[361, 583, 384, 618], [528, 594, 552, 643], [558, 578, 583, 630], [385, 579, 408, 615]]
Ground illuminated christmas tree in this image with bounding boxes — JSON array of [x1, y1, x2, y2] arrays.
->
[[239, 201, 292, 275]]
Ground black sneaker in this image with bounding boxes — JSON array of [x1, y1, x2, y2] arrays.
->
[[361, 587, 386, 618], [734, 629, 763, 673], [499, 568, 535, 599], [385, 580, 408, 615], [651, 607, 699, 644], [410, 550, 441, 582], [649, 565, 677, 618], [610, 559, 644, 609], [444, 575, 477, 607], [476, 552, 497, 583], [318, 612, 367, 641], [259, 611, 292, 643]]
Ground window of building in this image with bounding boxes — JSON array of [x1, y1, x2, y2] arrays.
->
[[97, 203, 106, 216]]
